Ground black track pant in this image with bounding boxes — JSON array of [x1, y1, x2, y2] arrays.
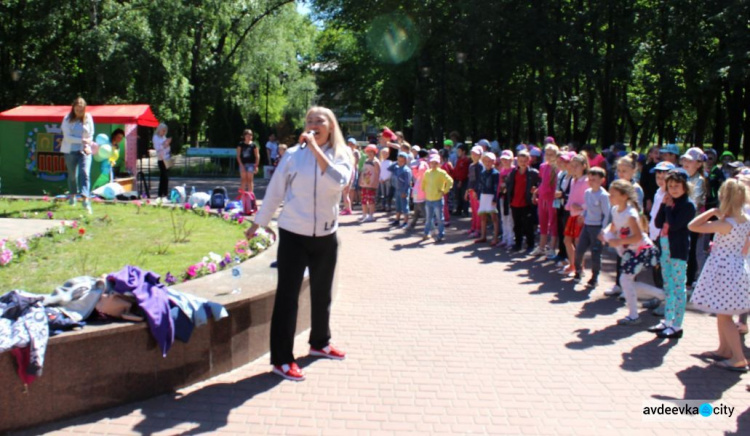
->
[[157, 160, 170, 197], [511, 205, 536, 249], [271, 228, 338, 366]]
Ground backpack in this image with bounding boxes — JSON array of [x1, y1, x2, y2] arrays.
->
[[169, 186, 186, 204], [209, 186, 228, 209], [238, 189, 257, 215]]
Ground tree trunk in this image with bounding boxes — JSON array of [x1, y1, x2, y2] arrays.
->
[[188, 24, 204, 147], [743, 78, 750, 159], [712, 91, 726, 153], [726, 81, 743, 156], [692, 92, 713, 149]]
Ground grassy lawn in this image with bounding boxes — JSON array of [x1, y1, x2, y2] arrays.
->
[[0, 198, 261, 294]]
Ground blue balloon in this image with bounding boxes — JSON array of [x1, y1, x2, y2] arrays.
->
[[95, 133, 111, 146]]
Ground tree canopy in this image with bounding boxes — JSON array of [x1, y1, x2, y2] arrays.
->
[[0, 0, 318, 148], [310, 0, 750, 154]]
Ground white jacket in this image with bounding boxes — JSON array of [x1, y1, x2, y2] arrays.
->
[[254, 144, 353, 237], [60, 113, 95, 154]]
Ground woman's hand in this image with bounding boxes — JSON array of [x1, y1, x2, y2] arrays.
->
[[299, 131, 318, 150], [245, 223, 260, 240], [663, 194, 673, 207], [254, 166, 259, 175]]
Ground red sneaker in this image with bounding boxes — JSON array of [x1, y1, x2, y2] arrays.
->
[[310, 344, 346, 360], [272, 362, 305, 381]]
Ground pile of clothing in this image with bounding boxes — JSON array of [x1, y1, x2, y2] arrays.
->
[[1, 266, 229, 387]]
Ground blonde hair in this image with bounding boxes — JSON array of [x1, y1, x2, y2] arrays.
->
[[570, 153, 590, 175], [610, 179, 648, 231], [718, 178, 748, 219], [544, 144, 560, 187], [617, 151, 638, 170], [305, 106, 352, 164]]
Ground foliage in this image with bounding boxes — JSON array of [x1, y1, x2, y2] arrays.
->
[[0, 0, 318, 147], [310, 0, 750, 154]]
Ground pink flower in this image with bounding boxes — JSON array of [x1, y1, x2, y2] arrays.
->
[[184, 203, 192, 210], [0, 248, 13, 266], [46, 211, 54, 220], [196, 262, 205, 269], [42, 196, 50, 202], [134, 200, 142, 208], [71, 221, 78, 229], [237, 216, 244, 224], [15, 239, 28, 251], [207, 262, 217, 274], [204, 205, 211, 213], [186, 265, 198, 277]]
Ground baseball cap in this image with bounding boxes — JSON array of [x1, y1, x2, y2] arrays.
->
[[347, 137, 357, 145], [364, 144, 378, 154], [429, 148, 439, 155], [516, 144, 527, 152], [483, 152, 497, 161], [429, 155, 440, 163], [720, 151, 735, 161], [471, 145, 483, 155], [650, 161, 676, 173], [476, 139, 491, 148], [517, 149, 531, 157], [558, 152, 573, 162], [544, 136, 556, 145], [443, 139, 454, 147], [411, 145, 421, 152], [530, 147, 542, 157], [660, 143, 681, 155], [680, 147, 706, 162], [398, 152, 409, 159], [381, 128, 397, 141], [727, 161, 745, 169], [500, 150, 513, 160]]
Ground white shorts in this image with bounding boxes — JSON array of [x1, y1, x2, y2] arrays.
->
[[478, 193, 497, 214]]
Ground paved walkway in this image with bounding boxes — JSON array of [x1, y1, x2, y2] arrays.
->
[[22, 211, 749, 435], [0, 218, 68, 241]]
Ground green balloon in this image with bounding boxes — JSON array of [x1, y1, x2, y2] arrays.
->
[[97, 144, 112, 161]]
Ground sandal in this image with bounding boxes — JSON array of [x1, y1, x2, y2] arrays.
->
[[697, 351, 730, 361], [473, 238, 487, 244], [736, 322, 748, 335], [713, 359, 749, 373]]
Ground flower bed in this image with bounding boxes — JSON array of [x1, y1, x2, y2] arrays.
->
[[0, 198, 274, 293]]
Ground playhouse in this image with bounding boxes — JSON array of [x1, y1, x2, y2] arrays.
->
[[0, 105, 159, 195]]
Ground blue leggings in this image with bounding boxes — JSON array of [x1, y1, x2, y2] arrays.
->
[[660, 237, 687, 329]]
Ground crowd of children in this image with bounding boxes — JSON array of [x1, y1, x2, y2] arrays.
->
[[343, 130, 750, 373]]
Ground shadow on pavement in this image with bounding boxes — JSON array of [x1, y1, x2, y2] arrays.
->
[[620, 337, 678, 372], [652, 364, 744, 402], [565, 313, 654, 350], [24, 357, 319, 436], [726, 406, 750, 436]]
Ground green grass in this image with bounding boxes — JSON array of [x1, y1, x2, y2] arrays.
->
[[0, 199, 257, 294]]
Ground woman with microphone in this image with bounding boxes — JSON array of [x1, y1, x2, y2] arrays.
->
[[246, 107, 354, 381]]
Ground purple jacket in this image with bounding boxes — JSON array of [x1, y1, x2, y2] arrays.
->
[[108, 266, 174, 356]]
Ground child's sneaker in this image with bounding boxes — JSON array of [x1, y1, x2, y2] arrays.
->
[[310, 344, 346, 360], [559, 266, 575, 275], [340, 209, 352, 215], [642, 298, 661, 309], [604, 285, 622, 296], [421, 234, 430, 241], [83, 200, 92, 215], [545, 248, 557, 260], [529, 246, 545, 257], [617, 316, 641, 326], [572, 273, 582, 283], [358, 214, 367, 222], [272, 362, 306, 381]]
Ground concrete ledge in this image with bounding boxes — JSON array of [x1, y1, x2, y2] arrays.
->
[[0, 234, 328, 433]]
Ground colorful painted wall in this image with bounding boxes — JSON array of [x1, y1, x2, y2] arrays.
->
[[0, 120, 127, 195]]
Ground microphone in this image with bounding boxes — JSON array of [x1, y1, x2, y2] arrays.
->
[[299, 131, 315, 148]]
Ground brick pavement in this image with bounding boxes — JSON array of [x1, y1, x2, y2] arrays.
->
[[21, 211, 749, 435]]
